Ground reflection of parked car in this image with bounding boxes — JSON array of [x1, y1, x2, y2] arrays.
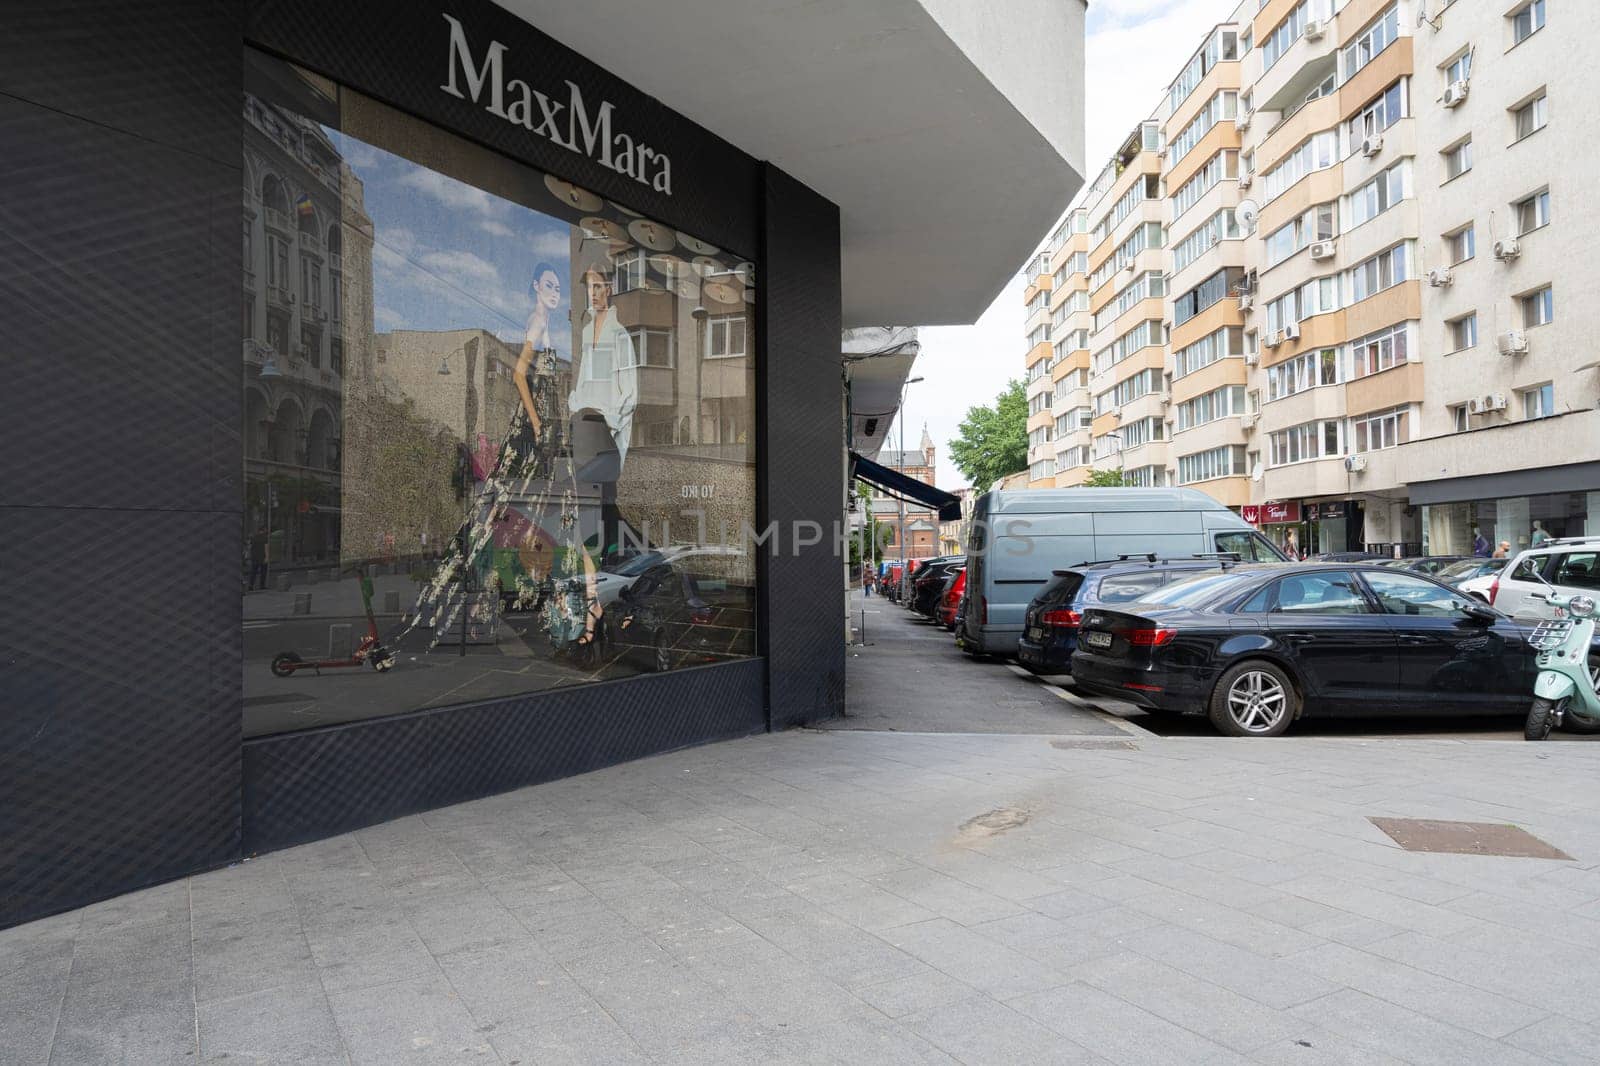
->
[[1378, 556, 1469, 576], [592, 545, 745, 609], [1018, 558, 1226, 674], [1476, 537, 1600, 619], [608, 559, 754, 672], [1313, 551, 1389, 562], [1070, 563, 1541, 737]]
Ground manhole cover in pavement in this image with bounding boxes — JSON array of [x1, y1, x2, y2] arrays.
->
[[1050, 739, 1139, 751], [1369, 818, 1572, 860]]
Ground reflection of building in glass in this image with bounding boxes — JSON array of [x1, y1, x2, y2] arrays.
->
[[242, 93, 368, 569]]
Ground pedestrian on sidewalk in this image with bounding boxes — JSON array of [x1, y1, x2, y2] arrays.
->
[[248, 524, 270, 591], [862, 565, 874, 597]]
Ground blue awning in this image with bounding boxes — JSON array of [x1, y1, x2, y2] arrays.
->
[[849, 451, 962, 522]]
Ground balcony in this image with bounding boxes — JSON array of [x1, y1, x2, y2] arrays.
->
[[263, 207, 291, 234], [266, 286, 294, 312], [298, 230, 323, 256]]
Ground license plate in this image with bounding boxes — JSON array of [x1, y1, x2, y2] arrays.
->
[[1083, 630, 1113, 649], [1027, 627, 1043, 641]]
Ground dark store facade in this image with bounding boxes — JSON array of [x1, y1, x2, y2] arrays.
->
[[1, 0, 845, 928]]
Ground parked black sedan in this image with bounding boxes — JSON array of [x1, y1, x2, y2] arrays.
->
[[909, 556, 964, 618], [1070, 564, 1540, 737], [1018, 558, 1224, 674]]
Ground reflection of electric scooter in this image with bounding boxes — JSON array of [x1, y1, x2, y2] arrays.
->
[[270, 572, 395, 677]]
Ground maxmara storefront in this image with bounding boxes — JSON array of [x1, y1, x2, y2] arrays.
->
[[0, 1, 1083, 925]]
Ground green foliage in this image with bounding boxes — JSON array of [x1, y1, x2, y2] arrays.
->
[[848, 520, 894, 568], [948, 379, 1028, 492], [1083, 468, 1131, 487]]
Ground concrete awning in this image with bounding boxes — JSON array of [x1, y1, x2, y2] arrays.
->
[[494, 0, 1086, 326]]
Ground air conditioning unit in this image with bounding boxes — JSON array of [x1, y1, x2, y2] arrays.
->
[[1238, 171, 1253, 190], [1238, 292, 1254, 310], [1343, 454, 1368, 473], [1305, 18, 1326, 41], [1483, 392, 1509, 411], [1264, 329, 1283, 348], [1244, 351, 1260, 366], [1497, 330, 1529, 356], [1443, 80, 1470, 108], [1467, 397, 1486, 415], [1283, 321, 1302, 341], [1361, 134, 1384, 158], [1309, 240, 1336, 261], [1493, 237, 1521, 261], [1124, 260, 1137, 273], [1238, 109, 1254, 131], [1240, 413, 1258, 431], [1427, 267, 1454, 287]]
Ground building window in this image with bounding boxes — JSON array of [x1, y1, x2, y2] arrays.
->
[[1348, 162, 1405, 228], [1445, 225, 1475, 264], [1269, 420, 1343, 466], [1443, 50, 1472, 86], [1176, 385, 1246, 431], [1511, 1, 1546, 46], [267, 234, 289, 289], [1512, 91, 1547, 141], [1515, 189, 1551, 234], [1261, 132, 1337, 203], [1172, 270, 1236, 328], [1443, 138, 1473, 182], [1266, 348, 1339, 401], [1350, 406, 1409, 451], [622, 327, 675, 368], [1265, 203, 1335, 267], [1447, 314, 1477, 353], [613, 250, 647, 293], [1343, 4, 1399, 81], [1350, 323, 1408, 378], [1522, 383, 1555, 419], [1347, 243, 1410, 303], [1172, 326, 1242, 378], [1348, 82, 1406, 145], [1177, 445, 1246, 485], [1451, 404, 1470, 433], [1521, 286, 1554, 327], [706, 314, 747, 359]]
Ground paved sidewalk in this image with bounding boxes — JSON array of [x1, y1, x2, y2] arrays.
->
[[10, 673, 1600, 1062]]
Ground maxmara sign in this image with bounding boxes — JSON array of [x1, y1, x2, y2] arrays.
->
[[439, 12, 673, 195]]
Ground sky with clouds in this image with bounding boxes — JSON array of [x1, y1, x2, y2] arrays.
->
[[337, 131, 574, 352], [908, 0, 1231, 487]]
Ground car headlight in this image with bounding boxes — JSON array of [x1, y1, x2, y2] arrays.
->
[[1568, 595, 1596, 619]]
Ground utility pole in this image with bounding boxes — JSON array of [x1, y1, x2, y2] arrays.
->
[[897, 376, 923, 599]]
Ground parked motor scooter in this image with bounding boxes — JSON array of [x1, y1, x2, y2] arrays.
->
[[1523, 583, 1600, 741]]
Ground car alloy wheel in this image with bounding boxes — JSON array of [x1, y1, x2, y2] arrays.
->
[[1227, 670, 1288, 733]]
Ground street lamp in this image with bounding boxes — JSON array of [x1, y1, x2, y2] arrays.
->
[[897, 375, 924, 598]]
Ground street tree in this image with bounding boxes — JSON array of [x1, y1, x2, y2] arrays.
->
[[1083, 468, 1131, 487], [948, 379, 1027, 492]]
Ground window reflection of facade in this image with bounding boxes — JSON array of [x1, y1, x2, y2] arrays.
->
[[240, 57, 758, 739]]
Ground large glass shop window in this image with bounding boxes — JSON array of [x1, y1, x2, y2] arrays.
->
[[240, 55, 756, 737]]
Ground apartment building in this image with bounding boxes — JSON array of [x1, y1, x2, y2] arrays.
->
[[1023, 0, 1598, 556]]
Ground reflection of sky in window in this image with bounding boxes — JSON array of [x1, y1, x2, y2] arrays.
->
[[332, 129, 571, 351]]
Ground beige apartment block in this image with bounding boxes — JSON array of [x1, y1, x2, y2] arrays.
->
[[1019, 0, 1597, 555]]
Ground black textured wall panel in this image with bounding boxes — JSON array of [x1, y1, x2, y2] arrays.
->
[[0, 506, 242, 927], [0, 1, 243, 168], [758, 166, 846, 729], [246, 0, 760, 259], [0, 4, 244, 930], [0, 95, 242, 514], [243, 661, 765, 852]]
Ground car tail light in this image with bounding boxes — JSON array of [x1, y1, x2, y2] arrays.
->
[[689, 605, 715, 625], [1039, 608, 1082, 629], [1487, 578, 1500, 606], [1124, 628, 1177, 647]]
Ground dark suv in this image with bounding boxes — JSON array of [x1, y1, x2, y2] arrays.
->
[[1017, 557, 1228, 674], [909, 556, 965, 617]]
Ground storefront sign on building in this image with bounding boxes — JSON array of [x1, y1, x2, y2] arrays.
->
[[440, 13, 674, 194], [1240, 505, 1261, 526], [1262, 501, 1300, 524]]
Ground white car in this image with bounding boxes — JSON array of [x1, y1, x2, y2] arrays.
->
[[1474, 536, 1600, 619]]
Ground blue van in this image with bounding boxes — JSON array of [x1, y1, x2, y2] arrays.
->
[[957, 487, 1283, 657]]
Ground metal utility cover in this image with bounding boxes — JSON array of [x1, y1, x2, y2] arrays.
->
[[1369, 818, 1572, 860]]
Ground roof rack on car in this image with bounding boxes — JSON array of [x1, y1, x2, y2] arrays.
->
[[1187, 551, 1243, 569], [1066, 553, 1159, 569], [1546, 536, 1600, 546]]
